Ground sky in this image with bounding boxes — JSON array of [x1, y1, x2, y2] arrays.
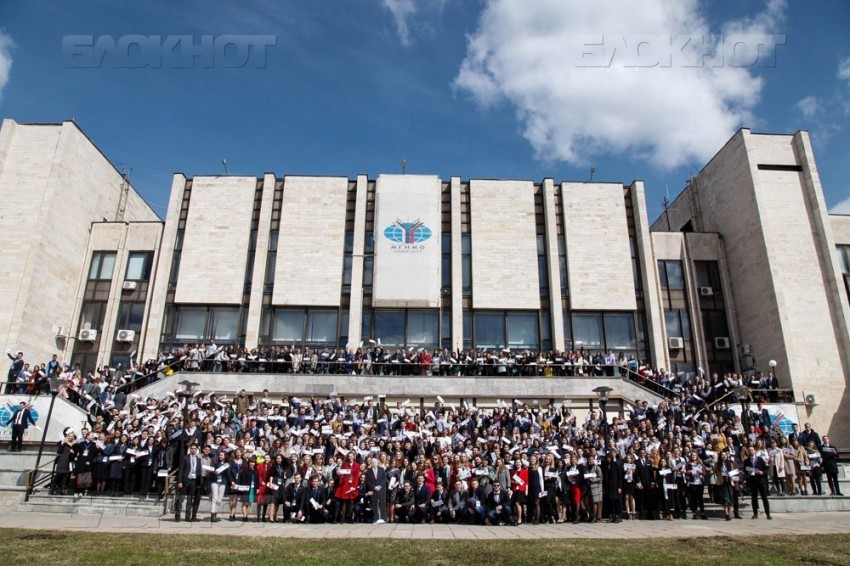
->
[[0, 0, 848, 222]]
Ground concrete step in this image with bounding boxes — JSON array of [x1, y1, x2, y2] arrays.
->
[[0, 450, 42, 471], [19, 494, 165, 517]]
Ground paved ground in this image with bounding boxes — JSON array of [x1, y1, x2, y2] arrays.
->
[[0, 511, 848, 539]]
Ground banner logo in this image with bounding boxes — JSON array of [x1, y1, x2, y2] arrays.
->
[[383, 218, 432, 244]]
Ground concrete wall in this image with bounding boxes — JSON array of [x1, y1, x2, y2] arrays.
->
[[174, 176, 256, 305], [562, 182, 636, 311], [273, 176, 348, 306], [831, 216, 850, 246], [469, 180, 540, 310]]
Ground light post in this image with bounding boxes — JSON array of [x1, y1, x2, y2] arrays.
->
[[177, 380, 200, 425], [593, 386, 613, 439], [27, 375, 64, 501]]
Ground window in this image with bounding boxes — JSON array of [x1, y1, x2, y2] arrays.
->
[[374, 310, 405, 347], [338, 310, 349, 347], [563, 311, 572, 350], [461, 234, 472, 296], [537, 235, 549, 297], [572, 313, 603, 350], [210, 308, 239, 341], [125, 252, 153, 281], [79, 302, 103, 331], [441, 309, 452, 349], [507, 312, 539, 349], [88, 252, 116, 281], [474, 312, 505, 349], [264, 230, 278, 290], [116, 302, 145, 332], [558, 237, 569, 297], [694, 260, 722, 290], [175, 307, 207, 342], [308, 310, 338, 344], [658, 260, 684, 289], [407, 310, 438, 347], [361, 308, 372, 342], [273, 310, 303, 343], [441, 233, 451, 293], [463, 310, 472, 350], [836, 245, 850, 274], [342, 231, 353, 294], [630, 239, 642, 295], [540, 310, 551, 351], [603, 313, 636, 353], [664, 310, 691, 339]]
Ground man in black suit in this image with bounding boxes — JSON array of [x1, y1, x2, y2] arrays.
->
[[175, 443, 202, 522], [365, 458, 388, 523], [9, 402, 36, 452], [821, 436, 843, 496], [744, 447, 771, 520], [798, 423, 821, 451], [635, 449, 655, 519], [305, 475, 328, 523], [409, 474, 431, 523], [486, 481, 515, 525], [466, 477, 488, 524], [5, 351, 24, 395], [284, 472, 306, 522], [395, 480, 414, 523]]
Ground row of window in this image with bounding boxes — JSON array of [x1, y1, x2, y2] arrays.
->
[[88, 251, 154, 282]]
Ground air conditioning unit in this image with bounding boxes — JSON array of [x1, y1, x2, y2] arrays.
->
[[116, 329, 135, 342], [122, 281, 137, 291], [55, 326, 66, 338], [699, 286, 714, 297], [741, 344, 752, 355], [804, 392, 819, 406], [714, 337, 730, 349], [78, 329, 98, 342], [667, 337, 684, 349]]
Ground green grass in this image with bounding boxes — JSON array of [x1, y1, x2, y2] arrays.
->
[[1, 529, 848, 565]]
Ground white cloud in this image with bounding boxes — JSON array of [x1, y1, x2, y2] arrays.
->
[[0, 31, 12, 104], [831, 192, 850, 215], [796, 95, 818, 119], [453, 0, 786, 169], [839, 56, 850, 87], [381, 0, 416, 46]]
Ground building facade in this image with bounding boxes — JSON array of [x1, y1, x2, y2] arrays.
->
[[1, 119, 848, 439]]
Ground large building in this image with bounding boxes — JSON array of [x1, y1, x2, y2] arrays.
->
[[1, 119, 848, 439]]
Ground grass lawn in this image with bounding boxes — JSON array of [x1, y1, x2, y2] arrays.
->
[[0, 529, 847, 565]]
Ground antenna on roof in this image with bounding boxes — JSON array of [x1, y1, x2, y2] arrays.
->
[[221, 159, 229, 176], [402, 159, 407, 175], [589, 167, 596, 182]]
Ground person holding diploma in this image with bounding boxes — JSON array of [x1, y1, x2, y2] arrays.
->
[[744, 446, 771, 520], [821, 436, 843, 496], [208, 450, 231, 523]]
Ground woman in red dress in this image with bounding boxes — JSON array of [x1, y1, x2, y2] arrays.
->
[[255, 455, 272, 522], [334, 451, 360, 522]]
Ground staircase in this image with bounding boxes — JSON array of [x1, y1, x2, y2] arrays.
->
[[18, 493, 165, 517]]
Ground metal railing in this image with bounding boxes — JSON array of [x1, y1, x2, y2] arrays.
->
[[24, 457, 57, 502], [162, 468, 178, 515]]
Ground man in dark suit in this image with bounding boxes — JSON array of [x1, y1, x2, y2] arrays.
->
[[284, 472, 305, 522], [448, 479, 467, 523], [175, 443, 202, 522], [365, 458, 388, 523], [821, 436, 843, 496], [409, 474, 431, 523], [635, 449, 655, 519], [744, 447, 771, 520], [395, 480, 414, 523], [798, 423, 821, 451], [305, 475, 328, 523], [486, 481, 515, 525], [9, 401, 36, 452], [5, 351, 24, 395], [466, 477, 488, 524]]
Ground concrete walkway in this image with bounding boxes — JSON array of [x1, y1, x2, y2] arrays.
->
[[0, 511, 848, 539]]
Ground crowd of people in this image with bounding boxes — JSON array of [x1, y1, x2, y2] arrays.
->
[[4, 345, 841, 527]]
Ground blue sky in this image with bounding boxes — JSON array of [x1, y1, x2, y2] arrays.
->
[[0, 0, 848, 221]]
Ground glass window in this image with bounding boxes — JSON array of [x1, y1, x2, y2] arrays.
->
[[657, 261, 668, 288], [342, 255, 353, 286], [80, 302, 102, 331], [538, 257, 549, 296], [374, 310, 404, 347], [441, 309, 452, 348], [361, 308, 372, 340], [559, 257, 568, 296], [210, 308, 239, 341], [563, 311, 572, 350], [265, 254, 276, 285], [344, 231, 354, 253], [174, 230, 184, 251], [442, 233, 451, 254], [442, 255, 451, 288], [117, 302, 145, 331], [541, 310, 551, 350], [664, 311, 682, 338], [536, 235, 546, 255], [507, 312, 538, 349], [463, 310, 472, 348], [307, 310, 337, 344], [680, 310, 691, 340], [273, 309, 303, 343], [474, 312, 505, 349], [88, 254, 102, 280], [99, 253, 116, 281], [407, 310, 438, 347], [462, 256, 472, 294], [665, 261, 684, 289], [461, 234, 471, 254], [604, 313, 636, 352], [175, 307, 207, 342], [365, 233, 374, 254], [261, 307, 271, 337], [573, 313, 603, 350], [363, 257, 373, 287], [636, 312, 647, 361], [125, 252, 152, 281], [338, 309, 349, 346], [268, 230, 279, 252]]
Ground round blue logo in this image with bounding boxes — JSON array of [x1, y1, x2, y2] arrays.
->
[[384, 219, 432, 244]]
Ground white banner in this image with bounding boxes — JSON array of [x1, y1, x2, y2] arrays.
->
[[373, 175, 442, 307], [0, 395, 89, 444], [730, 403, 800, 436]]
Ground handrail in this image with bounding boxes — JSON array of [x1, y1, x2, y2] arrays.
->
[[25, 457, 57, 501], [162, 468, 178, 515]]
